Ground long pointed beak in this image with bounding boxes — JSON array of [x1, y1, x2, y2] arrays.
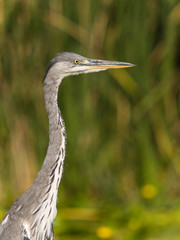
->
[[84, 59, 135, 70]]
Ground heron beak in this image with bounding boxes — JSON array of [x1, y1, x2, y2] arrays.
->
[[82, 59, 135, 70]]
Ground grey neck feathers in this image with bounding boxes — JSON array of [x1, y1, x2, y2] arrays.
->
[[24, 81, 67, 238], [43, 82, 66, 167], [27, 80, 66, 204]]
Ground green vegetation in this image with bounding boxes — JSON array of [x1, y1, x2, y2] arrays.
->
[[0, 0, 180, 239]]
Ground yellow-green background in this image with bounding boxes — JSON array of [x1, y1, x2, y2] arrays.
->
[[0, 0, 180, 239]]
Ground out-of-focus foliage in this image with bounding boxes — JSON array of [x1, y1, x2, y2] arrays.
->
[[0, 0, 180, 239]]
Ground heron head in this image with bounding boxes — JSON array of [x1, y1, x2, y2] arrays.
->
[[43, 52, 135, 85]]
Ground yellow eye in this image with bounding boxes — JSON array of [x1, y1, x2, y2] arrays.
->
[[74, 59, 79, 64]]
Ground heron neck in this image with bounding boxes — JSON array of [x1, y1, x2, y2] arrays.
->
[[43, 82, 66, 167], [20, 82, 67, 239]]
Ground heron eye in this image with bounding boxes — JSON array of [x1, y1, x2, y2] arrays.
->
[[74, 59, 79, 64]]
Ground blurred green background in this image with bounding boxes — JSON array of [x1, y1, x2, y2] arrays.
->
[[0, 0, 180, 239]]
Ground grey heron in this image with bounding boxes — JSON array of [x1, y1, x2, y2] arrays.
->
[[0, 52, 134, 239]]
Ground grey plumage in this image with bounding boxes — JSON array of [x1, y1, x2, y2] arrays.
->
[[0, 52, 134, 239]]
